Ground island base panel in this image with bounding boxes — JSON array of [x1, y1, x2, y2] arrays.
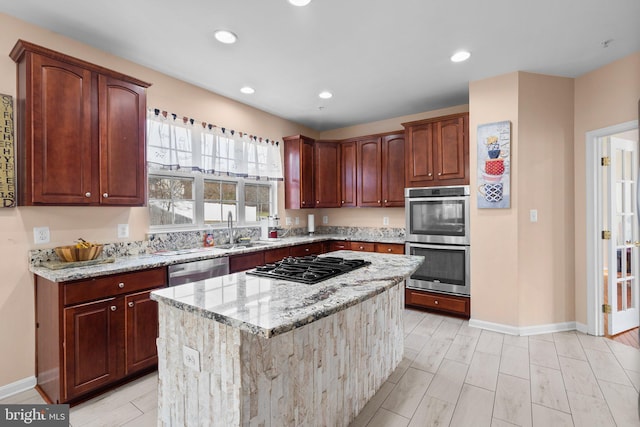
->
[[156, 283, 404, 426]]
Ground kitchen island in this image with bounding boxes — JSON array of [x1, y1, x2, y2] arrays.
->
[[151, 251, 422, 427]]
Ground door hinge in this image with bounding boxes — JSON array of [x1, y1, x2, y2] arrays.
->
[[602, 230, 611, 240], [601, 156, 611, 166], [602, 304, 612, 314]]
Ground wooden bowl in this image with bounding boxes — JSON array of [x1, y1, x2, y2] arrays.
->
[[55, 244, 103, 262]]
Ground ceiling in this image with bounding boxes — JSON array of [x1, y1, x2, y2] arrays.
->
[[2, 0, 639, 131]]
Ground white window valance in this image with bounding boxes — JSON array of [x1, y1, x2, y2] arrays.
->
[[147, 109, 283, 180]]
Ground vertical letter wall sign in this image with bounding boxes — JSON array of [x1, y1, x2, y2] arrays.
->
[[0, 94, 15, 208]]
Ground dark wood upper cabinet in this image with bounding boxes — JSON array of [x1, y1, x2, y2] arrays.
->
[[403, 113, 469, 188], [340, 141, 357, 207], [314, 141, 341, 208], [283, 134, 315, 209], [10, 40, 151, 206], [381, 133, 406, 207], [357, 137, 383, 207]]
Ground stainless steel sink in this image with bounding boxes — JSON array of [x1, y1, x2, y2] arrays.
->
[[215, 242, 270, 250]]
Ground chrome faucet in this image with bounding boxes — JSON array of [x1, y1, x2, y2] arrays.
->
[[227, 211, 234, 244]]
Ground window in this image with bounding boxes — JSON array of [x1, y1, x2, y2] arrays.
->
[[146, 110, 282, 230], [204, 179, 238, 224], [244, 183, 271, 222], [148, 175, 195, 226]]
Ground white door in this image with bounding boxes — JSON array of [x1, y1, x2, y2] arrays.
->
[[606, 137, 640, 335]]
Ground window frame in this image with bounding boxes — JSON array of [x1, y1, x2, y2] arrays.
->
[[148, 169, 277, 231]]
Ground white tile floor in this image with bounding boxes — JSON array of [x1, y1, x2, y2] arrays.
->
[[2, 309, 639, 426]]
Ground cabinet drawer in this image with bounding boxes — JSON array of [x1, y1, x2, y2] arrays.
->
[[230, 251, 265, 273], [376, 243, 404, 254], [290, 242, 324, 257], [350, 241, 375, 252], [64, 268, 167, 306], [405, 288, 469, 317], [330, 241, 351, 251], [264, 247, 290, 263]]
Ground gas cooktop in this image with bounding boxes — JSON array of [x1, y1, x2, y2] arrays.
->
[[246, 255, 371, 284]]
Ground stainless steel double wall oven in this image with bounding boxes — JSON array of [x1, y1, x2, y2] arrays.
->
[[405, 186, 470, 296]]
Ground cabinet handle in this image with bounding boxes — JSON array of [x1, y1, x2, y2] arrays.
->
[[341, 200, 344, 203], [103, 193, 109, 198], [110, 305, 117, 311], [434, 300, 439, 305], [118, 282, 125, 288], [359, 246, 364, 250], [85, 192, 91, 197], [428, 173, 432, 177], [388, 248, 392, 252], [305, 248, 310, 252], [302, 201, 305, 205], [377, 200, 381, 203], [384, 199, 387, 203], [316, 200, 319, 204], [438, 173, 442, 176], [128, 301, 134, 308]]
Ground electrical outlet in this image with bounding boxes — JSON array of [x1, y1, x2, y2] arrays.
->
[[33, 227, 50, 244], [530, 209, 538, 223], [383, 216, 389, 226], [295, 217, 299, 225], [117, 224, 129, 238], [322, 215, 328, 224], [183, 345, 200, 371], [285, 217, 293, 226]]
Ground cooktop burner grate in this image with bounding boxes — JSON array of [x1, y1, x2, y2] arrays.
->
[[246, 255, 370, 284]]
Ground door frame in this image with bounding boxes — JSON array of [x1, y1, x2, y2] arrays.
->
[[586, 120, 638, 336]]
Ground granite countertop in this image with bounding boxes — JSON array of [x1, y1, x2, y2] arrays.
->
[[29, 234, 406, 282], [151, 250, 422, 338]]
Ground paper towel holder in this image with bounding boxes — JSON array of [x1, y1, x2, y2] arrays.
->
[[307, 214, 315, 236]]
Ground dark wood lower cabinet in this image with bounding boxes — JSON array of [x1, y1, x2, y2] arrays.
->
[[35, 267, 166, 404], [405, 288, 470, 318], [64, 298, 121, 400], [230, 251, 265, 273]]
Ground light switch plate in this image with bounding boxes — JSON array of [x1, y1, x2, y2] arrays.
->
[[383, 216, 389, 226], [285, 217, 293, 226], [322, 216, 328, 224], [530, 209, 538, 223], [33, 227, 50, 244], [295, 217, 299, 225], [117, 224, 129, 238], [183, 345, 200, 371]]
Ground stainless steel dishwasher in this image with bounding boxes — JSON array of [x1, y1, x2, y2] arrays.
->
[[167, 257, 230, 286]]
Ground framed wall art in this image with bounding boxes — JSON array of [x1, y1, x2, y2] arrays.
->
[[477, 121, 511, 209]]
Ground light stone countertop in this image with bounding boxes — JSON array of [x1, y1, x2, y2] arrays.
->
[[151, 250, 423, 338], [29, 234, 406, 282]]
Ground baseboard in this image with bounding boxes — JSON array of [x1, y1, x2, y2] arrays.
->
[[575, 322, 589, 334], [0, 376, 36, 400], [469, 318, 578, 336]]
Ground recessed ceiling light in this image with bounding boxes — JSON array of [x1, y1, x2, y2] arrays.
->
[[240, 86, 255, 94], [318, 91, 333, 99], [214, 30, 238, 44], [289, 0, 311, 6], [450, 51, 471, 63]]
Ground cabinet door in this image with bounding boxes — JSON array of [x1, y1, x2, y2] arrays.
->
[[357, 138, 382, 207], [64, 298, 121, 400], [381, 134, 405, 207], [125, 290, 159, 375], [340, 142, 357, 207], [405, 123, 435, 187], [314, 142, 341, 208], [434, 116, 467, 183], [99, 75, 147, 206], [283, 135, 315, 209], [27, 54, 97, 205]]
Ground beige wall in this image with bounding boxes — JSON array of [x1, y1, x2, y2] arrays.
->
[[469, 72, 575, 328], [469, 72, 521, 325], [0, 13, 316, 388], [573, 52, 640, 325]]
